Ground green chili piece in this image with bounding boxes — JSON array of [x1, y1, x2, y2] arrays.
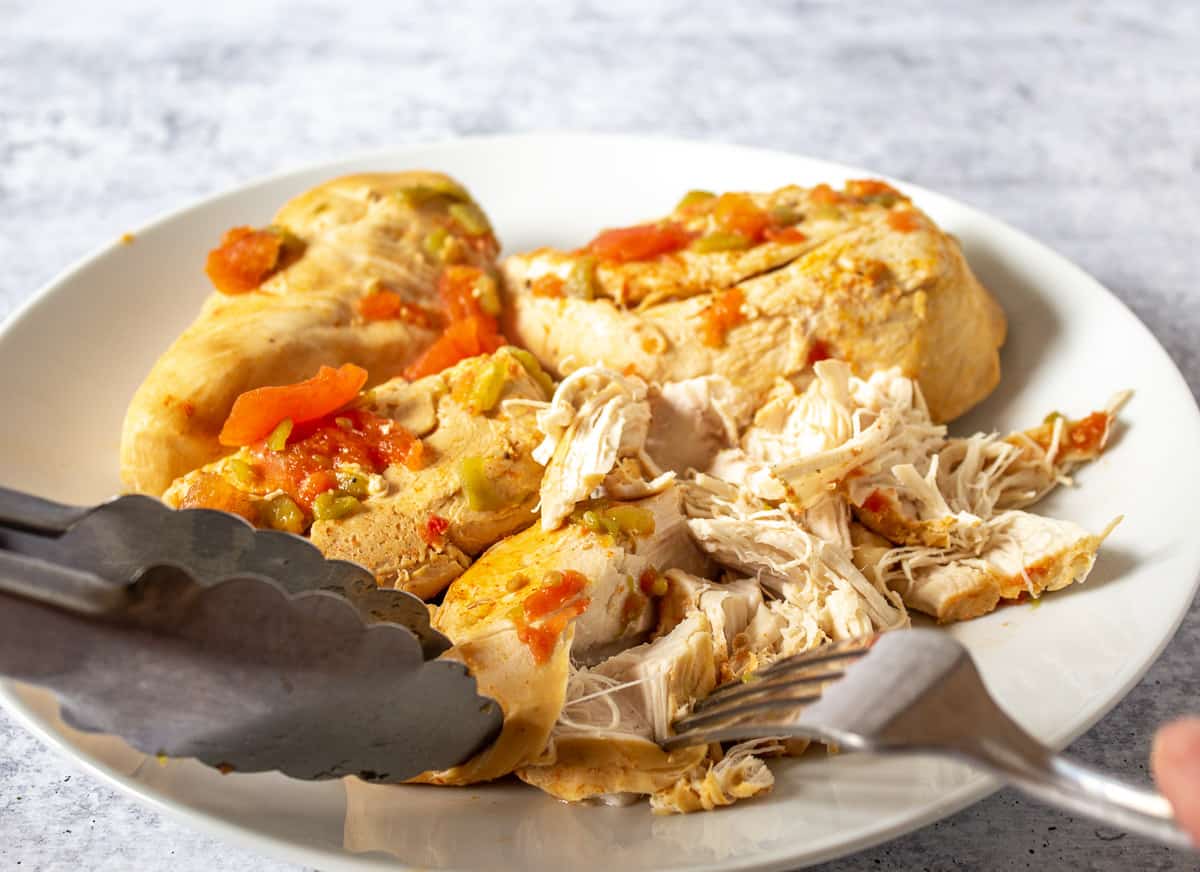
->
[[312, 490, 361, 521], [768, 204, 803, 226], [675, 189, 716, 212], [458, 456, 500, 511], [605, 505, 656, 537], [861, 192, 899, 207], [266, 224, 305, 260], [262, 495, 305, 534], [563, 255, 598, 300], [449, 202, 492, 236], [423, 226, 449, 260], [440, 235, 466, 264], [396, 179, 470, 207], [226, 457, 258, 491], [473, 273, 502, 317], [336, 470, 370, 499], [692, 231, 752, 253], [470, 358, 508, 413], [266, 418, 294, 452], [580, 509, 605, 535], [504, 346, 556, 396]]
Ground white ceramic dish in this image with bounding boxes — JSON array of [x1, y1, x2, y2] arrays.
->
[[2, 134, 1198, 871]]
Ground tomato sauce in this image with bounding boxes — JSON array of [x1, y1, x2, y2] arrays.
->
[[245, 408, 422, 511]]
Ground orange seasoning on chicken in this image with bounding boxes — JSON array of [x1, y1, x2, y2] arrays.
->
[[699, 288, 747, 347]]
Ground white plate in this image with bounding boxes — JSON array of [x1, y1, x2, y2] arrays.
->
[[2, 134, 1199, 871]]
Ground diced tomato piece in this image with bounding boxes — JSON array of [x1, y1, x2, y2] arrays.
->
[[1066, 412, 1109, 454], [175, 471, 259, 522], [439, 265, 491, 322], [218, 363, 368, 447], [358, 288, 440, 327], [763, 226, 808, 244], [887, 210, 922, 233], [517, 570, 592, 663], [809, 183, 844, 205], [712, 193, 769, 241], [403, 314, 504, 380], [205, 227, 283, 295], [531, 274, 565, 297], [846, 179, 902, 200], [700, 288, 747, 348], [419, 514, 451, 547], [297, 470, 339, 508], [861, 490, 890, 514], [587, 222, 693, 263]]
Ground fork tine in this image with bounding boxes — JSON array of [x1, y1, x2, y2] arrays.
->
[[691, 669, 845, 713], [661, 722, 810, 751], [750, 636, 874, 681], [672, 693, 823, 734]]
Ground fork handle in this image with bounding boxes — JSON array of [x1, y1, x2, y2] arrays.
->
[[0, 485, 91, 536], [966, 735, 1193, 850]]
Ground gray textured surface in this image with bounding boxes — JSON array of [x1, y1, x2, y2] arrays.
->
[[2, 0, 1198, 869]]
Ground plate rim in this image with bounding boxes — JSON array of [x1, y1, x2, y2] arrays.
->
[[3, 131, 1198, 871]]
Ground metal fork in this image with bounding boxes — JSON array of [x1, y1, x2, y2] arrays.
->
[[664, 629, 1193, 850]]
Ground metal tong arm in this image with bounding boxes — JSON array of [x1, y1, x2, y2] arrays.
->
[[0, 549, 125, 615], [0, 485, 92, 536]]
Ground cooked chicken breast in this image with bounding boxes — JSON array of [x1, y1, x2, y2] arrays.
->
[[164, 348, 551, 599], [703, 359, 1123, 622], [501, 181, 1006, 423], [417, 487, 711, 786], [517, 575, 783, 812], [122, 171, 499, 495]]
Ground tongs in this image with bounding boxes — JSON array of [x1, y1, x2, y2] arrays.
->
[[0, 485, 502, 782]]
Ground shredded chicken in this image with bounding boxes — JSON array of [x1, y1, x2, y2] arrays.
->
[[531, 366, 674, 530], [440, 357, 1127, 809], [650, 739, 783, 815]]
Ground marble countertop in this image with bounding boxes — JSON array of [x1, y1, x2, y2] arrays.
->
[[2, 1, 1198, 869]]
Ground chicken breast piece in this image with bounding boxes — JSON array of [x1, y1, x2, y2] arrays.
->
[[122, 171, 499, 495], [856, 512, 1118, 622], [164, 348, 550, 600], [417, 486, 711, 786], [501, 181, 1006, 422], [518, 577, 780, 812], [311, 349, 551, 598]]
